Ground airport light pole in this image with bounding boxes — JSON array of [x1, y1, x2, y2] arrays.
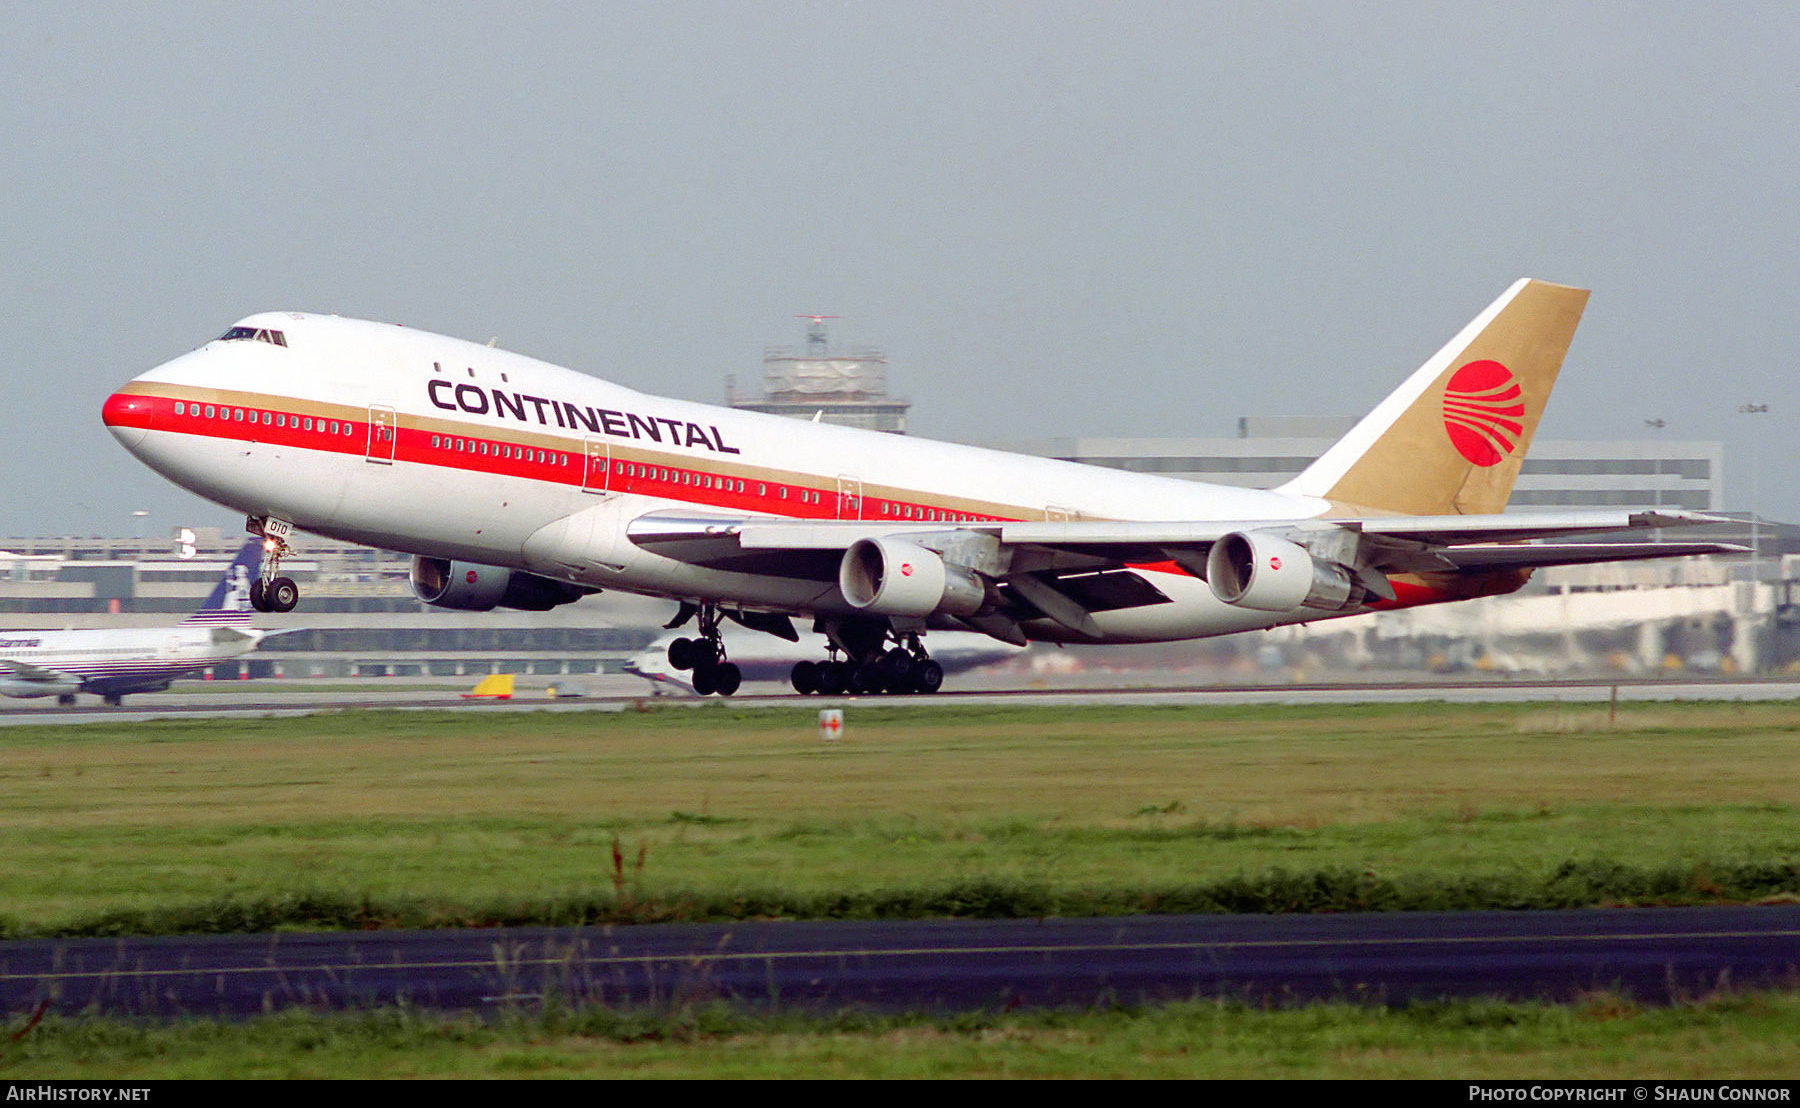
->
[[1739, 403, 1768, 583], [1645, 418, 1666, 543]]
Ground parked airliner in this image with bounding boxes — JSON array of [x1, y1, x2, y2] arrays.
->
[[0, 538, 269, 705], [102, 280, 1738, 696]]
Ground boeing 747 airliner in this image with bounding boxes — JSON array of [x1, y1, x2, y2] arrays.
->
[[102, 280, 1738, 696]]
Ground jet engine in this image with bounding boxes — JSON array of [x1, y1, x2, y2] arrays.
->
[[410, 556, 590, 612], [1205, 531, 1365, 613], [0, 676, 80, 699], [839, 537, 985, 619]]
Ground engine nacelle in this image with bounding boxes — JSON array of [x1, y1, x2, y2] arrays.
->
[[839, 537, 985, 619], [411, 557, 589, 612], [0, 677, 80, 699], [1205, 531, 1363, 613]]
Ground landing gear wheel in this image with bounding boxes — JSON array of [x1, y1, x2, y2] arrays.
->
[[790, 660, 818, 695], [913, 659, 944, 694], [691, 663, 718, 696], [249, 579, 268, 612], [712, 662, 741, 697], [816, 660, 851, 696], [668, 637, 699, 671], [265, 576, 299, 613], [878, 648, 915, 691], [57, 694, 76, 707]]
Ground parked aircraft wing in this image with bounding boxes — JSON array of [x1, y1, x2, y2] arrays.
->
[[0, 658, 77, 685]]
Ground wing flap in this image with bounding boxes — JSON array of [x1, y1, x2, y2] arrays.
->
[[1431, 541, 1747, 571]]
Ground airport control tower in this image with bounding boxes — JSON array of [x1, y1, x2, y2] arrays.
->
[[726, 315, 911, 434]]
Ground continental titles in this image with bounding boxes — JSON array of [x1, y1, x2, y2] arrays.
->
[[427, 381, 741, 455]]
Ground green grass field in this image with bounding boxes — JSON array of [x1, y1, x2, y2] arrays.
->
[[2, 699, 1798, 1076]]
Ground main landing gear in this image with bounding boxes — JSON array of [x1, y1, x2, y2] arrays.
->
[[664, 604, 742, 697], [247, 516, 300, 614], [790, 630, 943, 697]]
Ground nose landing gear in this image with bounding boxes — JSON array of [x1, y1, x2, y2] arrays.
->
[[246, 516, 301, 614]]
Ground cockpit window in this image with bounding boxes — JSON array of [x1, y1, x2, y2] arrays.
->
[[217, 326, 288, 347]]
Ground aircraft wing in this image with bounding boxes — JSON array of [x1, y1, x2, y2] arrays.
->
[[0, 657, 83, 695], [0, 658, 76, 684], [626, 507, 1742, 580]]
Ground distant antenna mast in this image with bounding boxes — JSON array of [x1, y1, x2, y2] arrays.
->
[[797, 314, 838, 357]]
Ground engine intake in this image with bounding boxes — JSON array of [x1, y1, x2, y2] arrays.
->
[[839, 537, 985, 618], [411, 557, 590, 612], [1205, 531, 1365, 613]]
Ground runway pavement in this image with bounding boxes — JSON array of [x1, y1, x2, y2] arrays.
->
[[3, 906, 1795, 1019]]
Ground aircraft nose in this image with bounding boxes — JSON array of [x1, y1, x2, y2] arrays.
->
[[102, 390, 150, 451]]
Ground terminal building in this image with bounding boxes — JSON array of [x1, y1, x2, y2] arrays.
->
[[987, 416, 1725, 515], [0, 530, 662, 680]]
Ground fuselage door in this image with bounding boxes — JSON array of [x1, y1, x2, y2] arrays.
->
[[582, 439, 611, 494], [366, 406, 397, 464], [836, 475, 864, 520]]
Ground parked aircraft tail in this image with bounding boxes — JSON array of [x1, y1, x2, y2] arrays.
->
[[1279, 279, 1589, 516], [180, 538, 263, 627]]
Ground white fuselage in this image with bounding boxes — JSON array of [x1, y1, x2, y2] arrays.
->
[[104, 313, 1364, 644], [0, 626, 264, 698]]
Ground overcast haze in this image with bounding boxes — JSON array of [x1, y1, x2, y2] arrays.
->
[[5, 1, 1796, 541]]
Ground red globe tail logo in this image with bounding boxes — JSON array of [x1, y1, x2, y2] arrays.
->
[[1442, 360, 1525, 467]]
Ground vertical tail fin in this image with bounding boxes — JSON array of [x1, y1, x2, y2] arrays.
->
[[181, 538, 263, 626], [1278, 279, 1589, 516]]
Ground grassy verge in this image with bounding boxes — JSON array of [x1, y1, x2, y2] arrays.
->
[[4, 992, 1800, 1078], [1, 701, 1798, 934]]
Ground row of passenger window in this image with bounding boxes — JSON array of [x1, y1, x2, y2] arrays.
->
[[878, 501, 986, 522], [431, 434, 567, 467], [611, 461, 835, 505], [611, 459, 988, 520], [174, 401, 355, 436]]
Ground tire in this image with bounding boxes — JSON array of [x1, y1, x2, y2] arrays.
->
[[815, 661, 850, 696], [266, 577, 300, 613], [850, 663, 885, 695], [690, 662, 717, 696], [713, 662, 741, 697], [790, 660, 818, 695], [249, 579, 268, 612], [668, 637, 698, 671], [914, 660, 944, 694], [879, 648, 916, 688]]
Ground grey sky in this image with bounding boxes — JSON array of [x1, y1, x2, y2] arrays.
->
[[4, 1, 1795, 541]]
